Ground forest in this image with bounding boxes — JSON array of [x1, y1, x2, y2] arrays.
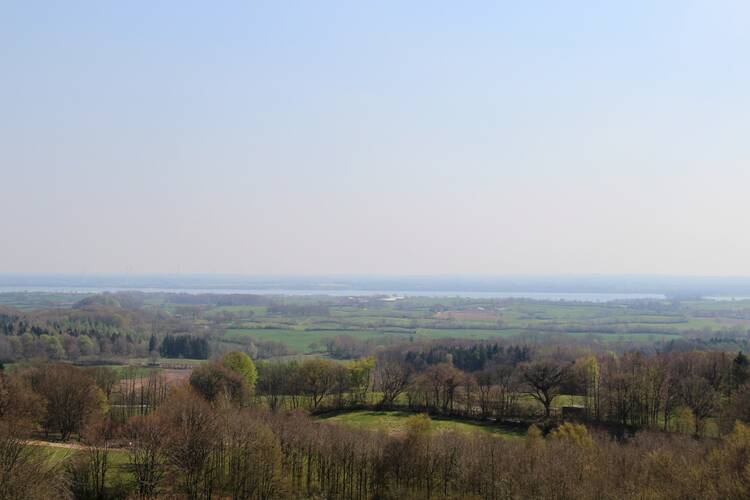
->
[[3, 292, 750, 498]]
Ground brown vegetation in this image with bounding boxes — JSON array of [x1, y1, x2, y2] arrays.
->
[[1, 345, 750, 498]]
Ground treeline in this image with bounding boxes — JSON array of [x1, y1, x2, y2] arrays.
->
[[6, 358, 750, 498], [324, 337, 532, 366], [259, 342, 750, 437], [166, 293, 271, 306], [657, 334, 750, 353], [404, 343, 532, 371], [244, 410, 750, 500], [159, 334, 210, 359], [215, 338, 295, 360], [266, 303, 330, 317], [0, 304, 152, 361], [0, 329, 146, 361], [0, 299, 212, 362], [324, 335, 404, 359], [0, 302, 150, 338], [256, 357, 374, 411]]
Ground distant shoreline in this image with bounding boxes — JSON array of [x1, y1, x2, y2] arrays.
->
[[5, 274, 750, 300], [0, 286, 668, 302]]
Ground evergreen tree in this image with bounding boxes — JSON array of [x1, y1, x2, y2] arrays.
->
[[733, 351, 750, 391]]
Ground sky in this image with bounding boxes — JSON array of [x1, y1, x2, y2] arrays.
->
[[2, 1, 750, 276]]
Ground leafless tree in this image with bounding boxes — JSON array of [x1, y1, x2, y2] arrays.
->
[[124, 414, 165, 498], [375, 353, 413, 408], [520, 361, 567, 418]]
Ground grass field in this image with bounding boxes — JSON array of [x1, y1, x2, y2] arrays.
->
[[36, 441, 129, 462], [0, 292, 94, 309], [223, 325, 684, 354], [414, 328, 522, 340], [223, 327, 526, 354], [223, 328, 406, 353], [36, 443, 131, 485], [318, 410, 525, 439]]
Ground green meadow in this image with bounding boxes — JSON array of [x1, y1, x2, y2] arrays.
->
[[318, 410, 525, 439]]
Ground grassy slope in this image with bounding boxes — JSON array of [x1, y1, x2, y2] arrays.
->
[[318, 410, 525, 439], [38, 444, 131, 486]]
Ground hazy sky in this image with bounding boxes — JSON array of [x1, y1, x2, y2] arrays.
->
[[2, 1, 750, 276]]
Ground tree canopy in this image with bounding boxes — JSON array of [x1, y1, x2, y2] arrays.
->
[[221, 351, 258, 391]]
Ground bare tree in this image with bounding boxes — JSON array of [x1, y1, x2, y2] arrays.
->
[[223, 410, 283, 500], [158, 388, 218, 499], [0, 373, 64, 499], [67, 418, 111, 500], [677, 375, 718, 435], [375, 354, 413, 408], [520, 361, 567, 419], [27, 364, 106, 441], [124, 415, 165, 498], [298, 358, 337, 409]]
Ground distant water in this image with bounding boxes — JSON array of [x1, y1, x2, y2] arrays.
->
[[0, 285, 666, 302]]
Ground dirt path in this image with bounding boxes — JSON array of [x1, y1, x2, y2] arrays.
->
[[26, 440, 126, 452], [26, 439, 87, 450]]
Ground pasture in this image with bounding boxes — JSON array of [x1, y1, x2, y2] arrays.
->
[[318, 410, 525, 439]]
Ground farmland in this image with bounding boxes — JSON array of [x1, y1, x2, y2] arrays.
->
[[3, 291, 750, 364], [210, 295, 749, 356]]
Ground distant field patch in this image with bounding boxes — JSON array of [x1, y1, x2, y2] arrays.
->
[[567, 332, 682, 342], [415, 328, 522, 340], [223, 328, 408, 353], [435, 310, 502, 321]]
